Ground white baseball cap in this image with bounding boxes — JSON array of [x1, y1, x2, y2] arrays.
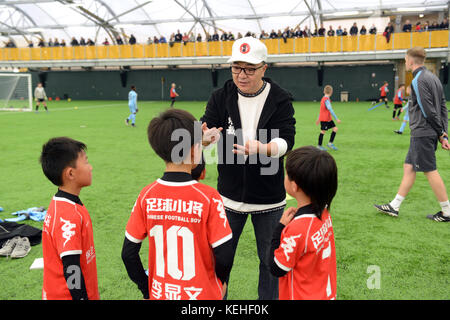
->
[[227, 37, 268, 65]]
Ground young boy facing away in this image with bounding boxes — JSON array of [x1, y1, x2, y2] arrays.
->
[[268, 146, 338, 300], [316, 85, 341, 151], [121, 108, 233, 300], [40, 137, 99, 300]]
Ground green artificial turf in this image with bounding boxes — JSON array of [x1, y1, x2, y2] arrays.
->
[[0, 99, 448, 300]]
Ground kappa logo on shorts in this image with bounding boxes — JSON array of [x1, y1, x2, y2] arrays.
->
[[60, 217, 76, 247], [239, 43, 250, 54]]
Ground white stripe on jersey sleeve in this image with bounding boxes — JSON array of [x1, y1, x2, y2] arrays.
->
[[274, 256, 291, 272], [125, 231, 144, 244], [60, 250, 83, 258], [211, 233, 232, 248]]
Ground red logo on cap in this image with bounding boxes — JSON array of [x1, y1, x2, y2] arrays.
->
[[240, 43, 250, 54]]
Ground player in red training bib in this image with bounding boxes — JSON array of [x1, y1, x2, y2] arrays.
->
[[393, 84, 405, 120], [122, 108, 233, 300], [269, 146, 338, 300], [40, 137, 99, 300], [378, 81, 390, 108]]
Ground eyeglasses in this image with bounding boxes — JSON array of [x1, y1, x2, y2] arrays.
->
[[230, 64, 265, 75]]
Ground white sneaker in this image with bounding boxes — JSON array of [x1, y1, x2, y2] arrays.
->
[[0, 236, 20, 257], [10, 237, 31, 258]]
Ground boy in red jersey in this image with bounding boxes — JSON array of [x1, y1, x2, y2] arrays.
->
[[393, 84, 405, 120], [121, 108, 233, 300], [40, 137, 99, 300], [316, 85, 341, 151], [379, 81, 390, 108], [268, 146, 338, 300]]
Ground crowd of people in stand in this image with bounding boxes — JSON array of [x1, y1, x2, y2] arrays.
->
[[3, 17, 449, 48]]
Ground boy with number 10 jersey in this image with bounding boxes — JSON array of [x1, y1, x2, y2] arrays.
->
[[122, 109, 233, 300]]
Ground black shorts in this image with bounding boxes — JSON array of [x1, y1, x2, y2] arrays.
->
[[37, 98, 45, 103], [320, 121, 336, 131], [405, 136, 438, 172], [394, 104, 402, 110], [379, 96, 387, 101]]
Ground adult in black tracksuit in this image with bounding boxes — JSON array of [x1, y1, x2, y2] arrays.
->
[[201, 37, 296, 299], [374, 47, 450, 222]]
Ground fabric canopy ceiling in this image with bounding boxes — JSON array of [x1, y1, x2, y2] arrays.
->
[[0, 0, 448, 46]]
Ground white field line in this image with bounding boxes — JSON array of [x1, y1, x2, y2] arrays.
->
[[0, 102, 128, 116]]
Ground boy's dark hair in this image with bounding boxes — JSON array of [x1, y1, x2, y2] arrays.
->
[[191, 153, 205, 180], [40, 137, 87, 186], [148, 108, 201, 163], [286, 146, 338, 219]]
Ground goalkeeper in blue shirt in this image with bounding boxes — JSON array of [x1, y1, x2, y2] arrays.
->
[[125, 85, 138, 127]]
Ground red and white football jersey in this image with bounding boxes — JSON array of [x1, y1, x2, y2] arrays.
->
[[125, 179, 232, 300], [274, 209, 336, 300], [42, 193, 99, 300]]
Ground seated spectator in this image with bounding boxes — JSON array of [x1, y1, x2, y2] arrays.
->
[[189, 32, 195, 42], [336, 26, 343, 36], [27, 40, 34, 48], [369, 24, 377, 35], [303, 26, 311, 37], [350, 22, 358, 36], [79, 37, 86, 46], [87, 38, 95, 46], [54, 38, 60, 46], [245, 31, 252, 37], [129, 34, 136, 45], [196, 33, 202, 42], [440, 18, 449, 29], [70, 37, 79, 46], [318, 24, 326, 36], [327, 25, 335, 36], [430, 21, 439, 30], [237, 32, 243, 39], [415, 21, 422, 32], [211, 32, 219, 41], [228, 31, 235, 41], [294, 27, 303, 38], [342, 28, 348, 36], [259, 30, 269, 40], [159, 35, 167, 43], [153, 36, 159, 44], [269, 29, 277, 38], [360, 25, 367, 35], [116, 36, 124, 45], [182, 33, 189, 44], [174, 30, 182, 42], [103, 38, 110, 45], [220, 31, 228, 41], [403, 20, 412, 32], [48, 38, 54, 47], [60, 39, 66, 47]]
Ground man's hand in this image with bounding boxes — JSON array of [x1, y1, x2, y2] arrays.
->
[[201, 122, 222, 146], [439, 132, 450, 150], [233, 140, 262, 155]]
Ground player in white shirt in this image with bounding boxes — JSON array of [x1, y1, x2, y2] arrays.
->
[[34, 82, 48, 112]]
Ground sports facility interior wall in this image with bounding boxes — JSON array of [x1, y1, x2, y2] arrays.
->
[[30, 63, 396, 102]]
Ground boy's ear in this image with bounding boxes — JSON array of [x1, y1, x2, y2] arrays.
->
[[62, 166, 75, 183], [289, 179, 299, 193]]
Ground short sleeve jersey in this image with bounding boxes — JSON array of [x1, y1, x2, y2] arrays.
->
[[42, 192, 99, 300], [380, 84, 389, 97], [274, 209, 336, 300], [128, 90, 137, 107], [319, 96, 332, 122], [125, 179, 232, 300]]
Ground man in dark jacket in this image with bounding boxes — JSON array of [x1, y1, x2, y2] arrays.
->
[[374, 47, 450, 222], [201, 37, 296, 299]]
